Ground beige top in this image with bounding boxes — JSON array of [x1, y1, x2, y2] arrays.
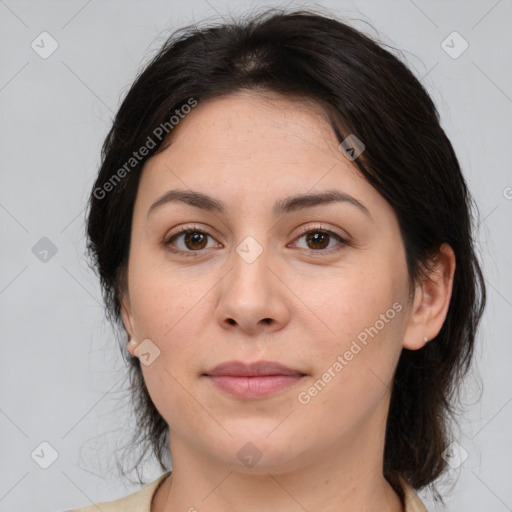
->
[[67, 471, 427, 511]]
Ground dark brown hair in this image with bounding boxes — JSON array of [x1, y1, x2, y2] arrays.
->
[[86, 7, 486, 500]]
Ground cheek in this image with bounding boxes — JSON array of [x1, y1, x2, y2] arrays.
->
[[131, 275, 210, 430], [292, 263, 406, 408], [128, 248, 204, 339], [127, 256, 220, 391], [130, 281, 207, 368], [297, 263, 404, 348], [292, 278, 405, 439]]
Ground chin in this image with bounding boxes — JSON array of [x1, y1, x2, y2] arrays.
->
[[207, 428, 310, 474]]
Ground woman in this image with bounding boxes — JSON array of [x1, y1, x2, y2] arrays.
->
[[71, 7, 486, 512]]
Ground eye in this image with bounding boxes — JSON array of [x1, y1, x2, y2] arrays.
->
[[163, 224, 348, 257], [164, 225, 220, 255], [290, 225, 347, 254]]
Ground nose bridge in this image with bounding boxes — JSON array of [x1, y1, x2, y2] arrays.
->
[[230, 232, 273, 299], [215, 230, 289, 332]]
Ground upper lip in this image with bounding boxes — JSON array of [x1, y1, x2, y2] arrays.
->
[[204, 360, 305, 377]]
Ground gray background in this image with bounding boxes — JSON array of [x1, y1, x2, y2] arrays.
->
[[1, 0, 511, 510]]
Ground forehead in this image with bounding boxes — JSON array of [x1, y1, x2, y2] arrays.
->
[[135, 91, 391, 223], [170, 91, 335, 157], [142, 92, 357, 182]]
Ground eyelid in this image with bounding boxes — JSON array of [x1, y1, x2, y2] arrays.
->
[[163, 224, 217, 247], [292, 223, 348, 241]]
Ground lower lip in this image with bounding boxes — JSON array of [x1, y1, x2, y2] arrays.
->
[[206, 374, 305, 399]]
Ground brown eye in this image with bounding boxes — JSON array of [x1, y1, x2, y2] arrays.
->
[[305, 231, 330, 250], [165, 227, 218, 255], [182, 231, 208, 250], [292, 228, 347, 253]]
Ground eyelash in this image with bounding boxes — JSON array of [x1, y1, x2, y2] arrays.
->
[[163, 224, 348, 258]]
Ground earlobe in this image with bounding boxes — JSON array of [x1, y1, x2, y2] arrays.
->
[[127, 338, 139, 356], [121, 294, 138, 354], [402, 243, 456, 350]]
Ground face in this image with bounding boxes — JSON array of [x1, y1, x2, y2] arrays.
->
[[122, 90, 417, 473]]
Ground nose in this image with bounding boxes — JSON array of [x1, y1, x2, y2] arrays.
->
[[215, 238, 290, 336]]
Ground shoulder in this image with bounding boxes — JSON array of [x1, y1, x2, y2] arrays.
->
[[65, 472, 171, 512]]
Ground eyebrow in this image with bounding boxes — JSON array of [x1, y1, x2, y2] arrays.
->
[[147, 189, 372, 220]]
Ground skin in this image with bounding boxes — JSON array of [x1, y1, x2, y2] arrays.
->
[[121, 90, 455, 512]]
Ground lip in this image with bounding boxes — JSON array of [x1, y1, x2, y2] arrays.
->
[[203, 360, 307, 399], [206, 360, 304, 377]]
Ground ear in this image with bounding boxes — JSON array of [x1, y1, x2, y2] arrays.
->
[[121, 292, 138, 356], [402, 243, 456, 350]]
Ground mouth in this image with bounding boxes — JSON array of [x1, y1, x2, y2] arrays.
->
[[203, 360, 307, 400]]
